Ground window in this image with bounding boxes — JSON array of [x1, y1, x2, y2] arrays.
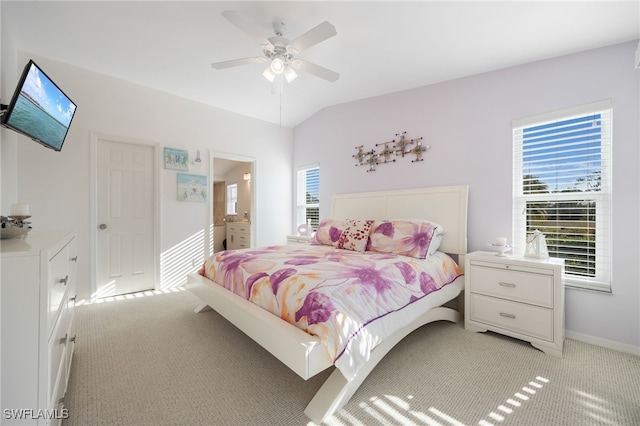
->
[[296, 165, 320, 230], [226, 183, 237, 215], [512, 100, 611, 292]]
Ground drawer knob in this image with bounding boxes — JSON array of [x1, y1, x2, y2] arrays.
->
[[70, 335, 77, 344], [70, 256, 78, 262], [499, 281, 516, 288], [500, 312, 516, 319], [60, 276, 69, 285], [60, 333, 68, 345]]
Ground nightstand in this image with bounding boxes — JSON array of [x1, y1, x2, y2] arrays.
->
[[464, 251, 565, 357], [286, 235, 313, 245]]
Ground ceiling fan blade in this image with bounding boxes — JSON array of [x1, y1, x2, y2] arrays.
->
[[221, 10, 273, 49], [288, 21, 337, 54], [292, 59, 339, 82], [211, 57, 267, 69]]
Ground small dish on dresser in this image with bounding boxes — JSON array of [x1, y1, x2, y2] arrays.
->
[[486, 243, 512, 257], [8, 215, 31, 221], [1, 225, 31, 239]]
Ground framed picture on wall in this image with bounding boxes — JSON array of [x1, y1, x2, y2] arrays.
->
[[164, 147, 189, 170], [177, 173, 207, 202]]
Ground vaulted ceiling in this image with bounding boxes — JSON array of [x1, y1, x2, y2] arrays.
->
[[3, 1, 639, 128]]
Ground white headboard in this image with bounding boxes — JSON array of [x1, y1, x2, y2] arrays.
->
[[331, 185, 469, 256]]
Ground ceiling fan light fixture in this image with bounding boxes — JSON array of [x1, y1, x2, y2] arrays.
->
[[262, 67, 276, 82], [284, 66, 297, 83], [270, 57, 285, 74]]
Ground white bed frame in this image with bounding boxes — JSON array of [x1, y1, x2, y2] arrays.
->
[[186, 185, 468, 423]]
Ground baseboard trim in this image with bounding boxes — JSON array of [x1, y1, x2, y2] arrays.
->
[[566, 330, 640, 357]]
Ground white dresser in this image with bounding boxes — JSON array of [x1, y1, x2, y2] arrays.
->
[[227, 223, 251, 250], [1, 231, 78, 425], [465, 251, 565, 357]]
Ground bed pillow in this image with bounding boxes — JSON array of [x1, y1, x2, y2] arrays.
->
[[313, 219, 347, 247], [337, 219, 374, 253], [368, 219, 445, 258], [428, 233, 445, 256]]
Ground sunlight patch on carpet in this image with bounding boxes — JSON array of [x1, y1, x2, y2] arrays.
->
[[478, 376, 549, 426], [77, 286, 186, 306]]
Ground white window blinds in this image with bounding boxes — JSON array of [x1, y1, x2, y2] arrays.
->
[[513, 100, 612, 292]]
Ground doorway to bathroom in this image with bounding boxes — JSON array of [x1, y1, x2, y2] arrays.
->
[[211, 153, 255, 253]]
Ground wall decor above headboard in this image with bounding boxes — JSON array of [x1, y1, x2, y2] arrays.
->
[[353, 131, 429, 172]]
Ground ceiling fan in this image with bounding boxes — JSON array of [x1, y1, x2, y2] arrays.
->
[[211, 10, 339, 84]]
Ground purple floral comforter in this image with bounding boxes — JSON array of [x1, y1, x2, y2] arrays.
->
[[200, 244, 462, 380]]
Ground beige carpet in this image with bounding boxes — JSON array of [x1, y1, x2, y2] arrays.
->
[[62, 289, 640, 426]]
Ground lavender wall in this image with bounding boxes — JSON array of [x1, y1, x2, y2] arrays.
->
[[293, 41, 640, 351]]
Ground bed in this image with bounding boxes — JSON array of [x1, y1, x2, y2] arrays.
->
[[186, 185, 468, 423]]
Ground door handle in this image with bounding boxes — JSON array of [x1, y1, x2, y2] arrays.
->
[[99, 224, 107, 230]]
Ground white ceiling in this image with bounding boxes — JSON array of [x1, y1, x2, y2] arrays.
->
[[2, 1, 639, 128]]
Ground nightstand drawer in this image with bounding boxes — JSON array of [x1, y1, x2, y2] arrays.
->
[[469, 293, 553, 341], [470, 265, 554, 308]]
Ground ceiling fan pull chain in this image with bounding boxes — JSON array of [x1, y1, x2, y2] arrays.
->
[[279, 86, 282, 129]]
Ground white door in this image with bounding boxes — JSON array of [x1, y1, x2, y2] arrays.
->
[[96, 139, 156, 297]]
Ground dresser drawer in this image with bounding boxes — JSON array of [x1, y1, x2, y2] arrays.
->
[[227, 223, 250, 234], [49, 345, 68, 422], [65, 299, 77, 385], [48, 244, 70, 334], [469, 293, 553, 341], [234, 233, 249, 247], [470, 264, 554, 308], [48, 297, 70, 404]]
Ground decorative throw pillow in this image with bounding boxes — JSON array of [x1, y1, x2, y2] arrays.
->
[[313, 219, 347, 247], [369, 219, 445, 258], [337, 219, 374, 252]]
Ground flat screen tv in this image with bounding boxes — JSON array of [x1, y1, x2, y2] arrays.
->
[[1, 60, 77, 151]]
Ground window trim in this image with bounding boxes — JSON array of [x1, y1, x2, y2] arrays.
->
[[296, 164, 319, 232], [512, 100, 612, 293]]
